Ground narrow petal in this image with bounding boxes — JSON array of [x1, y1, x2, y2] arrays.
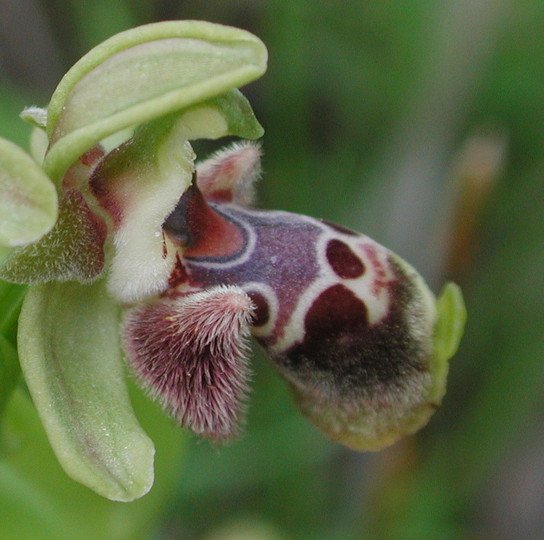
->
[[123, 286, 255, 440], [0, 147, 107, 284], [0, 188, 107, 284], [196, 141, 262, 205]]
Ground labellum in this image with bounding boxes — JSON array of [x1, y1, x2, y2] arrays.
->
[[118, 141, 457, 451]]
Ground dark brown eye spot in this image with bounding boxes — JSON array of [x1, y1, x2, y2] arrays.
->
[[248, 291, 270, 327], [326, 239, 365, 279]]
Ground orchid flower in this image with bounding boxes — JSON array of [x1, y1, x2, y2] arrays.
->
[[0, 21, 465, 502]]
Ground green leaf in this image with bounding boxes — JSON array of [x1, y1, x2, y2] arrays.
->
[[428, 282, 466, 403], [44, 20, 268, 183], [17, 280, 154, 501], [0, 335, 20, 425], [1, 384, 184, 539], [0, 281, 25, 429], [0, 281, 26, 340], [0, 137, 58, 247], [0, 457, 82, 540]]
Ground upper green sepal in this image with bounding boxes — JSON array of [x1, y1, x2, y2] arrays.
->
[[0, 137, 58, 247], [44, 20, 268, 183]]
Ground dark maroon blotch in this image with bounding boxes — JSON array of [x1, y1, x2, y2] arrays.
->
[[304, 284, 369, 348], [162, 184, 200, 247], [326, 239, 365, 279], [247, 291, 270, 327], [273, 276, 428, 394]]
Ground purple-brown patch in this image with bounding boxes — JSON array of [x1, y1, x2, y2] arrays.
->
[[303, 284, 369, 355], [275, 264, 429, 396]]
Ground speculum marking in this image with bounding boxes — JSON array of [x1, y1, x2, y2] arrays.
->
[[326, 239, 365, 279]]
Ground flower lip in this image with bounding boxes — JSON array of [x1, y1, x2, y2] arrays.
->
[[150, 140, 462, 451]]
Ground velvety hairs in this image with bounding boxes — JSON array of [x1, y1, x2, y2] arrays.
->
[[123, 285, 254, 440]]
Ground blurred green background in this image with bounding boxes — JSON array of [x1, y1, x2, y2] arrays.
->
[[1, 1, 544, 539]]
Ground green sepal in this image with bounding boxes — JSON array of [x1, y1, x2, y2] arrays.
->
[[44, 20, 267, 183], [428, 282, 466, 403], [0, 137, 58, 247], [122, 88, 263, 163], [17, 280, 154, 501]]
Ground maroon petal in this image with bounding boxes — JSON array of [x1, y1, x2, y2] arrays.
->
[[123, 285, 255, 440], [0, 148, 107, 284], [0, 187, 107, 283], [196, 141, 261, 206]]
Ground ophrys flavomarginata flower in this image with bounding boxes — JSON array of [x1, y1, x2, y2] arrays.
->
[[92, 141, 462, 451]]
